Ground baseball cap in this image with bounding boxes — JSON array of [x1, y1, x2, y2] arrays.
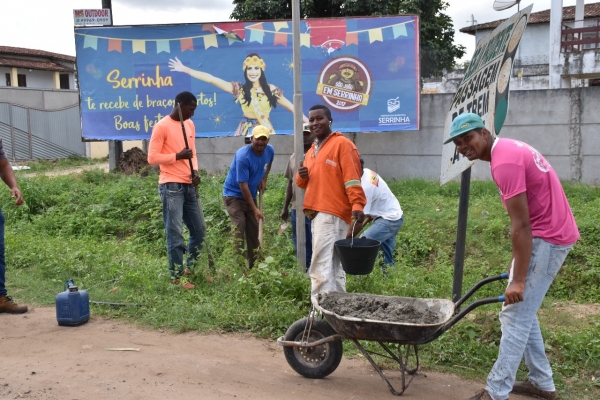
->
[[251, 125, 270, 139], [302, 123, 310, 132], [444, 113, 485, 144]]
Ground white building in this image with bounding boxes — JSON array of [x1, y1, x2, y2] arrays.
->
[[425, 1, 600, 93], [0, 46, 76, 90]]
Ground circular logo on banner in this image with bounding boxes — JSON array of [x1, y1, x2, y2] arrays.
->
[[316, 56, 373, 112]]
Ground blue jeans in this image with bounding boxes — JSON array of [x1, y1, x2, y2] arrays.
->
[[158, 183, 205, 279], [361, 215, 404, 270], [0, 209, 6, 297], [291, 209, 312, 271], [486, 238, 573, 400]]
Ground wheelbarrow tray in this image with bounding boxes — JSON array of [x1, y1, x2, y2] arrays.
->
[[313, 292, 455, 343]]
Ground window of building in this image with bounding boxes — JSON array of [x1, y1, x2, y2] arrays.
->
[[5, 73, 10, 86], [59, 73, 70, 89], [17, 74, 26, 87]]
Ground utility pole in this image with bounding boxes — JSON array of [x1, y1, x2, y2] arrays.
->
[[102, 0, 123, 170], [292, 0, 307, 272]]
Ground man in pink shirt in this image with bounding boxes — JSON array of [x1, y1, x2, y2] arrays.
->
[[446, 113, 579, 400], [148, 91, 204, 289]]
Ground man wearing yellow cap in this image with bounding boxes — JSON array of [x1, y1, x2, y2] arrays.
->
[[223, 125, 274, 269]]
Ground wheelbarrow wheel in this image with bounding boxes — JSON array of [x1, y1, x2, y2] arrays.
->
[[283, 317, 343, 379]]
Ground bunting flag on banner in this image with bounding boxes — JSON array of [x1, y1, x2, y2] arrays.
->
[[273, 21, 288, 32], [75, 19, 413, 55], [180, 38, 193, 52], [274, 32, 287, 46], [392, 24, 407, 38], [301, 33, 310, 47], [132, 40, 146, 54], [202, 24, 216, 33], [368, 28, 383, 43], [83, 35, 97, 50], [108, 39, 121, 52], [156, 40, 170, 53], [204, 34, 218, 49], [249, 29, 264, 44], [346, 32, 358, 46]]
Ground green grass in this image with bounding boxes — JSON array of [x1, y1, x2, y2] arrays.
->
[[3, 167, 599, 399]]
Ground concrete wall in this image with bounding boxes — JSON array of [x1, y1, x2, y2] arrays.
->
[[0, 87, 79, 109], [561, 48, 600, 79], [196, 87, 600, 185], [89, 140, 144, 159]]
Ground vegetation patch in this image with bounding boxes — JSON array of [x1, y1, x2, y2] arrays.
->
[[3, 166, 598, 399]]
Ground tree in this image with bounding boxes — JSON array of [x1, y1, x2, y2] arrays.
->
[[230, 0, 465, 78]]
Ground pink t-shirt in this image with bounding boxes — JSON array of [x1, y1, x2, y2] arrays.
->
[[490, 138, 579, 245]]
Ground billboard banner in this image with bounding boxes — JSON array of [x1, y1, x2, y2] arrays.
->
[[74, 16, 419, 140], [440, 5, 532, 184]]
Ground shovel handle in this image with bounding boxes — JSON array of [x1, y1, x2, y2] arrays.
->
[[176, 103, 195, 181], [258, 189, 264, 244]]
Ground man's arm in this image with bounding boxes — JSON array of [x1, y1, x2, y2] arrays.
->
[[147, 124, 192, 166], [239, 182, 263, 222], [504, 192, 532, 305], [281, 179, 293, 221], [259, 162, 272, 193], [340, 148, 366, 222], [0, 158, 23, 206]]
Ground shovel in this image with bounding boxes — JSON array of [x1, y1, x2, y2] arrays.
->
[[258, 188, 264, 246], [176, 103, 216, 271]]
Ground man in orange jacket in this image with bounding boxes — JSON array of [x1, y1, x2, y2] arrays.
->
[[296, 104, 366, 296]]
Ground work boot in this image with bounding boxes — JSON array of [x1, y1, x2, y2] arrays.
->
[[467, 389, 493, 400], [0, 295, 28, 314], [511, 381, 557, 400]]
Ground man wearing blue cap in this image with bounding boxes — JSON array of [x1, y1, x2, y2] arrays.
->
[[447, 113, 579, 400]]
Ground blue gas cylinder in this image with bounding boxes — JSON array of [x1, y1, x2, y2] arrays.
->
[[56, 279, 90, 326]]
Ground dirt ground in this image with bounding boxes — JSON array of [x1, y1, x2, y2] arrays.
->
[[0, 307, 533, 400], [20, 163, 110, 178]]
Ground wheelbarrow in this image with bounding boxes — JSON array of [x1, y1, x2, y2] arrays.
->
[[277, 273, 508, 396]]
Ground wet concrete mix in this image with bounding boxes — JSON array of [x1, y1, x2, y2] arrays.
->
[[318, 292, 442, 324]]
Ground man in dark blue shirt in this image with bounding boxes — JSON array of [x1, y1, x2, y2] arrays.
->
[[223, 125, 274, 269]]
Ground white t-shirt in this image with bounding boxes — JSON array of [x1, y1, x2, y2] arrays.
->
[[361, 168, 403, 221]]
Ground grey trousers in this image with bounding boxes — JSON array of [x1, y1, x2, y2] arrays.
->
[[223, 196, 260, 269]]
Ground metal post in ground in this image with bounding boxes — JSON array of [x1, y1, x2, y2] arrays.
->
[[452, 167, 471, 304], [292, 0, 306, 272], [102, 0, 122, 170]]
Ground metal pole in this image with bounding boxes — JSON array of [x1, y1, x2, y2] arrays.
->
[[102, 0, 122, 170], [27, 108, 32, 159], [452, 167, 471, 303], [8, 105, 15, 160], [292, 0, 307, 272]]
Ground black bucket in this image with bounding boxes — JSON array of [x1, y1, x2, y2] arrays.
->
[[334, 237, 381, 275]]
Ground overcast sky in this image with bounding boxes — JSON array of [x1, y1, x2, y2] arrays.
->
[[0, 0, 581, 61]]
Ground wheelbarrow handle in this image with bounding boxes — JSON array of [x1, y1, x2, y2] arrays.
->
[[454, 272, 508, 309], [438, 295, 505, 336]]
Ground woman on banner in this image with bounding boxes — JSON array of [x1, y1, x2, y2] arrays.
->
[[169, 53, 306, 138]]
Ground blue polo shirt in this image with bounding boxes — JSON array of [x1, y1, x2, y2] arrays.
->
[[223, 144, 275, 199]]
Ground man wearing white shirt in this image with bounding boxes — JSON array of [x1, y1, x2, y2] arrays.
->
[[350, 159, 404, 272]]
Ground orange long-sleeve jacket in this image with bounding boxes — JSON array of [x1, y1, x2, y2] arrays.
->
[[147, 116, 198, 184], [295, 132, 366, 224]]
